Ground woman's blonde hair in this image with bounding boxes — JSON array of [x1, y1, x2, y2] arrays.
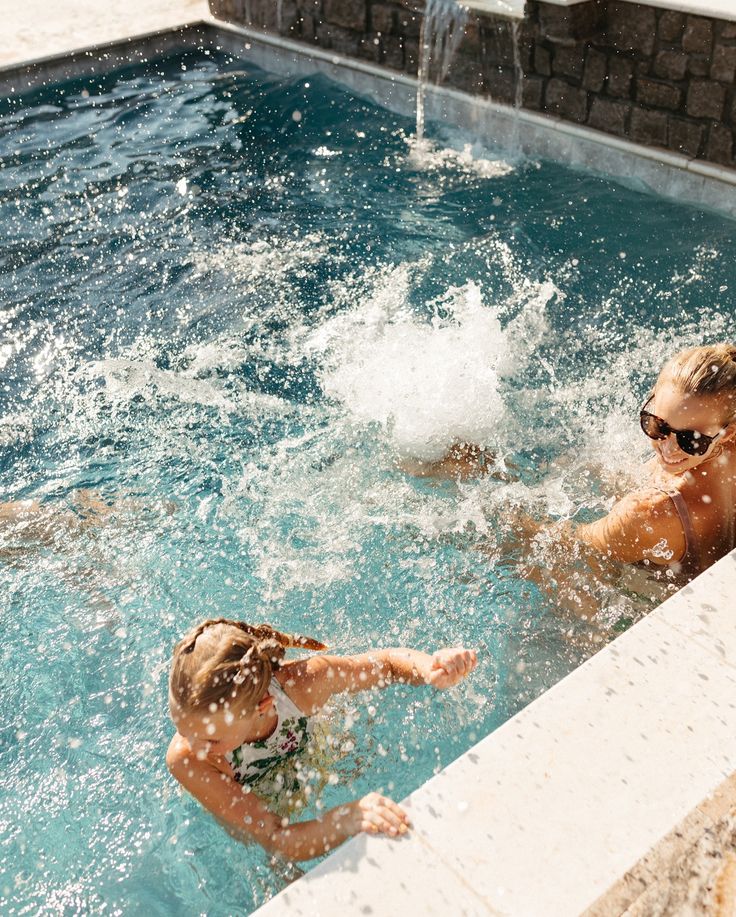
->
[[169, 618, 326, 715], [660, 343, 736, 405]]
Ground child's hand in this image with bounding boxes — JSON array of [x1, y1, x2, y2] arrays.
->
[[426, 647, 477, 688], [349, 792, 410, 838]]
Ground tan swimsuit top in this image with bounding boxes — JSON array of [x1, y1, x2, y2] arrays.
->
[[658, 486, 736, 578]]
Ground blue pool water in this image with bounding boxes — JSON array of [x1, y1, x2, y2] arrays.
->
[[1, 48, 735, 914]]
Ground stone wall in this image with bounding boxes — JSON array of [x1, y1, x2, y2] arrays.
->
[[209, 0, 736, 169]]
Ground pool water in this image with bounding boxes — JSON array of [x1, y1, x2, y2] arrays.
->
[[1, 48, 735, 915]]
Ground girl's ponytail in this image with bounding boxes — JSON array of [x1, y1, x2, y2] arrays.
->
[[170, 618, 326, 714], [233, 621, 327, 657]]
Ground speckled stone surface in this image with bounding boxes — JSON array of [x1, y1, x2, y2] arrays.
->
[[0, 0, 210, 69], [540, 0, 736, 20]]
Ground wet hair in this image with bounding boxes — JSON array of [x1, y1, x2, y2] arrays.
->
[[659, 344, 736, 407], [169, 618, 326, 716]]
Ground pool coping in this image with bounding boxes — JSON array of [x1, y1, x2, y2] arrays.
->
[[3, 17, 736, 915], [521, 0, 736, 20], [464, 0, 736, 18]]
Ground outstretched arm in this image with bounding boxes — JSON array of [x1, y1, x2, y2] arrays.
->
[[281, 646, 478, 716], [400, 444, 499, 481], [166, 738, 409, 862]]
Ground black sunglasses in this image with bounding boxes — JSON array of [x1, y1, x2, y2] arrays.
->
[[640, 395, 725, 457]]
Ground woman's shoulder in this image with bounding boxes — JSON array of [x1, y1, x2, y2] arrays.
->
[[612, 484, 681, 519], [580, 484, 686, 565]]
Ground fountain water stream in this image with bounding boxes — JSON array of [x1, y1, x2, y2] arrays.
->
[[415, 0, 468, 143], [511, 19, 523, 111], [414, 0, 525, 148]]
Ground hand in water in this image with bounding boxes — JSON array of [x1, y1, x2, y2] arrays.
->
[[426, 647, 478, 688]]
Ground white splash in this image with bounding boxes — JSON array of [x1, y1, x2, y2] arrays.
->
[[82, 344, 287, 418], [407, 139, 514, 179], [189, 233, 327, 283], [313, 271, 555, 462]]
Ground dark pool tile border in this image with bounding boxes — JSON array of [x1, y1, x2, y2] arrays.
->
[[0, 25, 211, 100]]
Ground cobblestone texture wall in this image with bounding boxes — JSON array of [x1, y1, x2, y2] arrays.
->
[[209, 0, 736, 168]]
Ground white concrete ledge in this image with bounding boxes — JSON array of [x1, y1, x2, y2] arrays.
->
[[533, 0, 736, 20], [617, 0, 736, 19], [255, 550, 736, 916], [0, 0, 209, 70], [465, 0, 525, 18]]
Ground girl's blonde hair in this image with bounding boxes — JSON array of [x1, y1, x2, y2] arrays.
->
[[169, 618, 326, 715], [660, 343, 736, 404]]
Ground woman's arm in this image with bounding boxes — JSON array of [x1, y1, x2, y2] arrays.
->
[[574, 489, 686, 565], [166, 738, 408, 861], [400, 444, 499, 480], [280, 646, 477, 715]]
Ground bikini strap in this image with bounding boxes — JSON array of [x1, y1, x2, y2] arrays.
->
[[656, 487, 698, 568], [269, 678, 308, 720]]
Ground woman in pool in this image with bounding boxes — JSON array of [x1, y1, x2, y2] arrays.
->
[[166, 618, 477, 862], [574, 343, 736, 578]]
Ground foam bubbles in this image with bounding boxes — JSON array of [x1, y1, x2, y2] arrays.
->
[[407, 137, 515, 180], [188, 233, 329, 298]]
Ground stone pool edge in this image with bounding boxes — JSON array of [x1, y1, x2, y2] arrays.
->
[[4, 19, 736, 914]]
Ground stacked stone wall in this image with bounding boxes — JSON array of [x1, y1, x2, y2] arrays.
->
[[209, 0, 736, 169]]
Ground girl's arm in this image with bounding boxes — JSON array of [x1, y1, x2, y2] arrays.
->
[[166, 738, 408, 861], [281, 646, 477, 715]]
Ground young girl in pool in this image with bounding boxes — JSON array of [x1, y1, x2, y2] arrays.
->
[[166, 618, 477, 862], [574, 343, 736, 578]]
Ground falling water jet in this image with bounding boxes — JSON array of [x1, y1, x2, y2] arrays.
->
[[510, 20, 523, 112], [415, 0, 468, 145], [510, 19, 523, 153], [414, 0, 526, 155]]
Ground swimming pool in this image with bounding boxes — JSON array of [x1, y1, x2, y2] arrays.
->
[[1, 48, 735, 914]]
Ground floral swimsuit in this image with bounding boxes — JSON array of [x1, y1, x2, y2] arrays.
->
[[225, 681, 312, 788]]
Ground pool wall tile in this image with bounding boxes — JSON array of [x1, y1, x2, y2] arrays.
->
[[208, 0, 736, 173]]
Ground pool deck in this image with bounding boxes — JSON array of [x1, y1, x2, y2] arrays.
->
[[0, 0, 210, 69], [5, 4, 736, 915]]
